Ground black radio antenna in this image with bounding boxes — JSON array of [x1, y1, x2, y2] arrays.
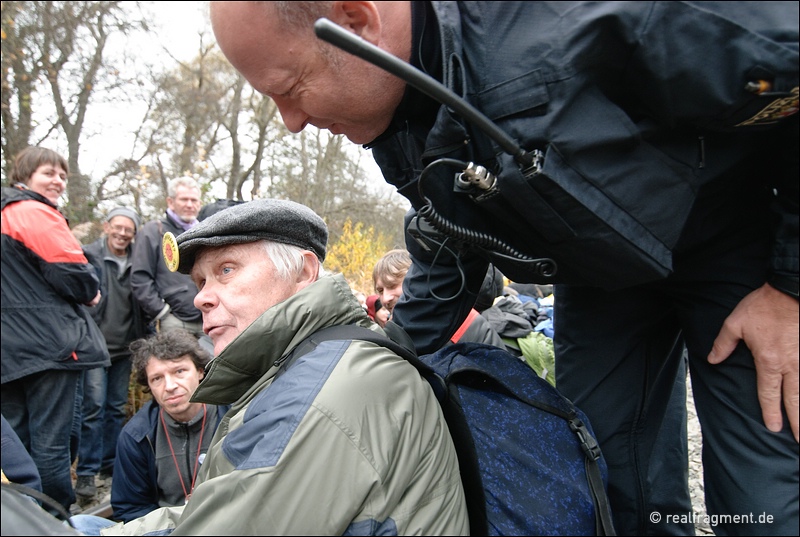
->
[[314, 18, 534, 168]]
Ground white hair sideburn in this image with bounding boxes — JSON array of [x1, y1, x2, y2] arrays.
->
[[261, 240, 324, 281]]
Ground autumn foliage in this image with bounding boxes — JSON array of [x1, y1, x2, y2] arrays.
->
[[325, 219, 394, 295]]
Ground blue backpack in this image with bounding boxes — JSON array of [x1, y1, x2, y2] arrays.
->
[[291, 325, 616, 536]]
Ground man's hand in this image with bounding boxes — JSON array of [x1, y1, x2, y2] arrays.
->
[[708, 283, 799, 442], [86, 290, 102, 307]]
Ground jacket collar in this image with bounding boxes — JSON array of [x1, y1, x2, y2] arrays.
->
[[1, 184, 59, 211], [191, 273, 371, 405]]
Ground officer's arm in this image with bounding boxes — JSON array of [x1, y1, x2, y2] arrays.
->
[[391, 209, 489, 354]]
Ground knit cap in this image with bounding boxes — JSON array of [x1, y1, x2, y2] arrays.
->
[[106, 206, 141, 231]]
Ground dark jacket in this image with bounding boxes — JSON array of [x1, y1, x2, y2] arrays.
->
[[1, 186, 110, 383], [83, 236, 149, 360], [111, 400, 229, 522], [130, 213, 202, 323], [1, 414, 42, 493], [370, 1, 799, 352]]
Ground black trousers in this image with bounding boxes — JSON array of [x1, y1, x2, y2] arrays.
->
[[555, 215, 799, 535]]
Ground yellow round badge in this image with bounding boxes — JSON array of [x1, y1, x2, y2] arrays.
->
[[162, 231, 180, 272]]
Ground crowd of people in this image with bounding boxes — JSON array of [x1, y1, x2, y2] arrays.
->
[[0, 156, 241, 520], [2, 1, 797, 536], [0, 147, 480, 533], [70, 198, 469, 535], [0, 144, 546, 535]]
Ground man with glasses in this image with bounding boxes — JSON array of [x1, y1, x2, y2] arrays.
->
[[75, 206, 150, 503]]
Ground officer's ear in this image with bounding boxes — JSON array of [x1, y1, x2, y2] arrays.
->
[[329, 1, 381, 45]]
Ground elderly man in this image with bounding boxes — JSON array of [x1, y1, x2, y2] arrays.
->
[[92, 199, 467, 536], [210, 3, 799, 534], [131, 177, 211, 352]]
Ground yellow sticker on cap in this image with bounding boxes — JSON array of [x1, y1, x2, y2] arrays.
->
[[162, 231, 180, 272]]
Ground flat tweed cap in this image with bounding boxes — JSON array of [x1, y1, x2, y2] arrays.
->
[[175, 199, 328, 274]]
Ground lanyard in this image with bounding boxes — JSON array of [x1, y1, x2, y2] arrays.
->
[[160, 404, 207, 502]]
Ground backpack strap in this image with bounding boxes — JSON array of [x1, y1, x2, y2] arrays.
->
[[1, 481, 75, 526], [569, 417, 616, 536], [284, 326, 613, 536], [433, 374, 489, 535], [290, 324, 416, 364], [335, 326, 446, 394]]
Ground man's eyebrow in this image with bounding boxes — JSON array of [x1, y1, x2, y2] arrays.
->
[[191, 247, 241, 279]]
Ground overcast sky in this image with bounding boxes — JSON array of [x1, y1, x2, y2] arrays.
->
[[145, 1, 212, 61], [80, 1, 211, 175], [79, 1, 390, 201]]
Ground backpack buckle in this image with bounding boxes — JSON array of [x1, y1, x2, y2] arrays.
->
[[569, 417, 602, 461]]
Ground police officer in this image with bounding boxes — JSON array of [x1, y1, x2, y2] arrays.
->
[[209, 3, 799, 534]]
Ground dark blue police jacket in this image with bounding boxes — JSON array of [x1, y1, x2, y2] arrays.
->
[[370, 1, 798, 292]]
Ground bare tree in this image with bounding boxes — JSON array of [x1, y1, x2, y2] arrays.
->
[[1, 1, 147, 224], [222, 75, 279, 201], [1, 1, 39, 169], [2, 1, 406, 246], [119, 47, 278, 220]]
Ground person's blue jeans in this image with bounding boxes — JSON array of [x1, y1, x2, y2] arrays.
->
[[1, 369, 82, 513], [69, 514, 118, 534], [71, 372, 83, 465], [77, 358, 132, 477]]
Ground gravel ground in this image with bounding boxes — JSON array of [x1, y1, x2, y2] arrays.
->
[[70, 473, 112, 516], [687, 376, 715, 536]]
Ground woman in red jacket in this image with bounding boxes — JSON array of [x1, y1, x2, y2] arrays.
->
[[1, 146, 109, 514]]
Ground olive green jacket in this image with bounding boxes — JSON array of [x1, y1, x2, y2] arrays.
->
[[103, 273, 468, 536]]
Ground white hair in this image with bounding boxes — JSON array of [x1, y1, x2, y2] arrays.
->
[[167, 177, 201, 198], [261, 240, 324, 281]]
